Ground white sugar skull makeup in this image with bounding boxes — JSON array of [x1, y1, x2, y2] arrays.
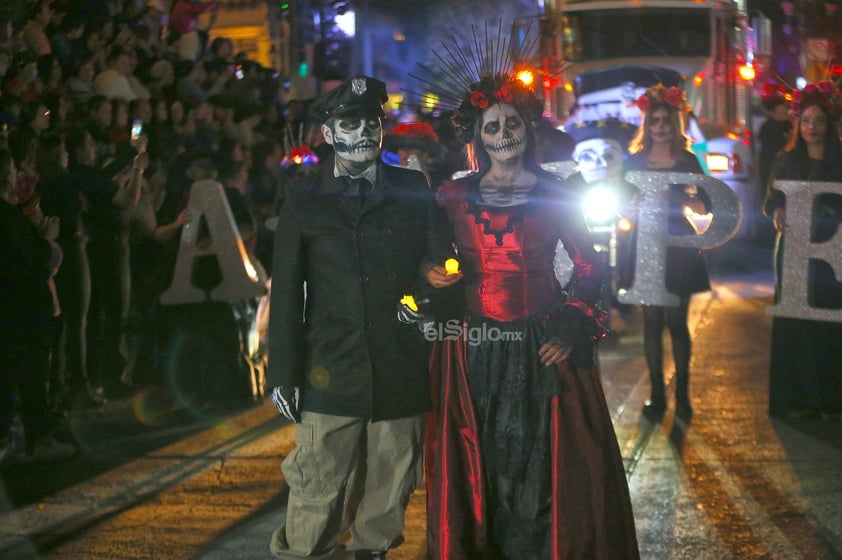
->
[[572, 137, 623, 184], [323, 115, 383, 167], [480, 103, 526, 165]]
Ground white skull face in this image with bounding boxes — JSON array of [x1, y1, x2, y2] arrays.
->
[[323, 115, 383, 167], [572, 138, 624, 184], [480, 103, 527, 165]]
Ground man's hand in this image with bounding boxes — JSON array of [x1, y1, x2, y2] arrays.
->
[[538, 339, 573, 366], [271, 386, 301, 423], [397, 297, 430, 324]]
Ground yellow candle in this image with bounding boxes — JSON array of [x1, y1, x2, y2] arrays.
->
[[400, 294, 418, 312], [445, 258, 460, 275]]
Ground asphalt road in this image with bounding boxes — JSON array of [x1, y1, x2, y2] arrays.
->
[[2, 236, 841, 559]]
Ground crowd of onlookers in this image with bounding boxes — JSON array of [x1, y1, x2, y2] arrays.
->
[[0, 0, 324, 462]]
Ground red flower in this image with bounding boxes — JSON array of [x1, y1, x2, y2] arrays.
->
[[804, 83, 818, 95], [818, 81, 834, 94], [470, 91, 489, 109], [494, 83, 513, 103], [635, 94, 651, 113], [662, 87, 683, 108]]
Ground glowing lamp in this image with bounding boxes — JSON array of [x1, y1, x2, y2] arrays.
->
[[444, 258, 460, 274], [516, 69, 534, 87], [617, 217, 633, 233]]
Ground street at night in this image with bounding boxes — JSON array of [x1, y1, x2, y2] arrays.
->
[[1, 237, 840, 559]]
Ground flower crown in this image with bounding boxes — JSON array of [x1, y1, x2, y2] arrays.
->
[[634, 84, 691, 114], [451, 73, 543, 144], [790, 80, 842, 118]]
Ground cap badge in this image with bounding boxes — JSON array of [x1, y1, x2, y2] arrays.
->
[[351, 77, 367, 96]]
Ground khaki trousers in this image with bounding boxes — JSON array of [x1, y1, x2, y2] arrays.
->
[[270, 412, 423, 559]]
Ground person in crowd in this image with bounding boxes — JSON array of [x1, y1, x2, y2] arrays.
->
[[414, 55, 639, 557], [37, 131, 105, 410], [84, 95, 118, 165], [21, 0, 54, 57], [0, 147, 76, 462], [169, 0, 218, 61], [72, 129, 147, 398], [67, 56, 98, 106], [626, 84, 711, 422], [145, 58, 175, 99], [36, 53, 63, 93], [267, 76, 445, 560], [174, 58, 229, 103], [4, 51, 42, 103], [8, 98, 51, 167], [94, 45, 141, 102], [757, 84, 793, 221], [763, 81, 842, 418], [50, 11, 86, 75], [246, 137, 282, 270]]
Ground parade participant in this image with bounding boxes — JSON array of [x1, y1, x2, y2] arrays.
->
[[764, 80, 842, 418], [382, 120, 448, 186], [565, 119, 638, 325], [412, 30, 639, 559], [626, 84, 710, 422], [267, 76, 457, 560], [757, 83, 793, 231]]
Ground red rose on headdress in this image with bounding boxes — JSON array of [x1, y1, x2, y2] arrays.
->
[[634, 94, 651, 113], [663, 87, 684, 108], [818, 80, 834, 94], [470, 91, 489, 109], [804, 83, 818, 95], [495, 83, 513, 103]]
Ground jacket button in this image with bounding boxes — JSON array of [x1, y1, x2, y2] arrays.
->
[[365, 321, 373, 328], [360, 275, 369, 282], [381, 228, 392, 235], [358, 231, 365, 237]]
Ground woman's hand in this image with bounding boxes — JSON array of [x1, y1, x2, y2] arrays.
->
[[425, 265, 462, 288], [538, 339, 572, 366], [773, 207, 786, 233]]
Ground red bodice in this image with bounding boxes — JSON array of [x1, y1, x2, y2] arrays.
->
[[438, 177, 601, 323]]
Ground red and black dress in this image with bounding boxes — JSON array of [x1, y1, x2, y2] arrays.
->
[[426, 173, 639, 559]]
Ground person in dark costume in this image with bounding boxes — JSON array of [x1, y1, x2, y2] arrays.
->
[[267, 76, 457, 560], [757, 83, 793, 238], [763, 80, 842, 418], [412, 28, 639, 560], [625, 84, 711, 422]]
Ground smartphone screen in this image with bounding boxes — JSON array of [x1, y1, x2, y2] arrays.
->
[[131, 119, 143, 142]]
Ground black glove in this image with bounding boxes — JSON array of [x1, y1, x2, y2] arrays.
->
[[271, 386, 301, 423]]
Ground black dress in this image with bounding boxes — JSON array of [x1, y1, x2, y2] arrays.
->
[[765, 152, 842, 415]]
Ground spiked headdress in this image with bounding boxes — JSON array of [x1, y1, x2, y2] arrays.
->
[[409, 21, 555, 145]]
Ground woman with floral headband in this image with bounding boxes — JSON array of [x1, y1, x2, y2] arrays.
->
[[414, 65, 639, 557], [626, 84, 711, 422], [763, 80, 842, 418]]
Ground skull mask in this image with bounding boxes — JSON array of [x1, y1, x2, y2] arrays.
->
[[323, 114, 383, 169], [480, 103, 527, 165], [572, 137, 623, 184]]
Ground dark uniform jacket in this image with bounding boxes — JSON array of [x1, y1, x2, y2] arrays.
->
[[268, 160, 446, 421]]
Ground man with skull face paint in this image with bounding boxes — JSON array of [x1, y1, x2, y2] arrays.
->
[[267, 76, 457, 560], [421, 69, 639, 558]]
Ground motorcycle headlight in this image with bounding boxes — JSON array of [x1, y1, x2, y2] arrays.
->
[[582, 185, 619, 224]]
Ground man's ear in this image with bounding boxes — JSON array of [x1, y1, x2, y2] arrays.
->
[[321, 123, 334, 146]]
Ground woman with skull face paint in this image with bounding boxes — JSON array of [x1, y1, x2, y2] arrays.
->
[[420, 68, 639, 558], [626, 84, 710, 422]]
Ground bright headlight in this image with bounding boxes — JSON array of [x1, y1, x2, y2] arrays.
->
[[582, 185, 619, 224]]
